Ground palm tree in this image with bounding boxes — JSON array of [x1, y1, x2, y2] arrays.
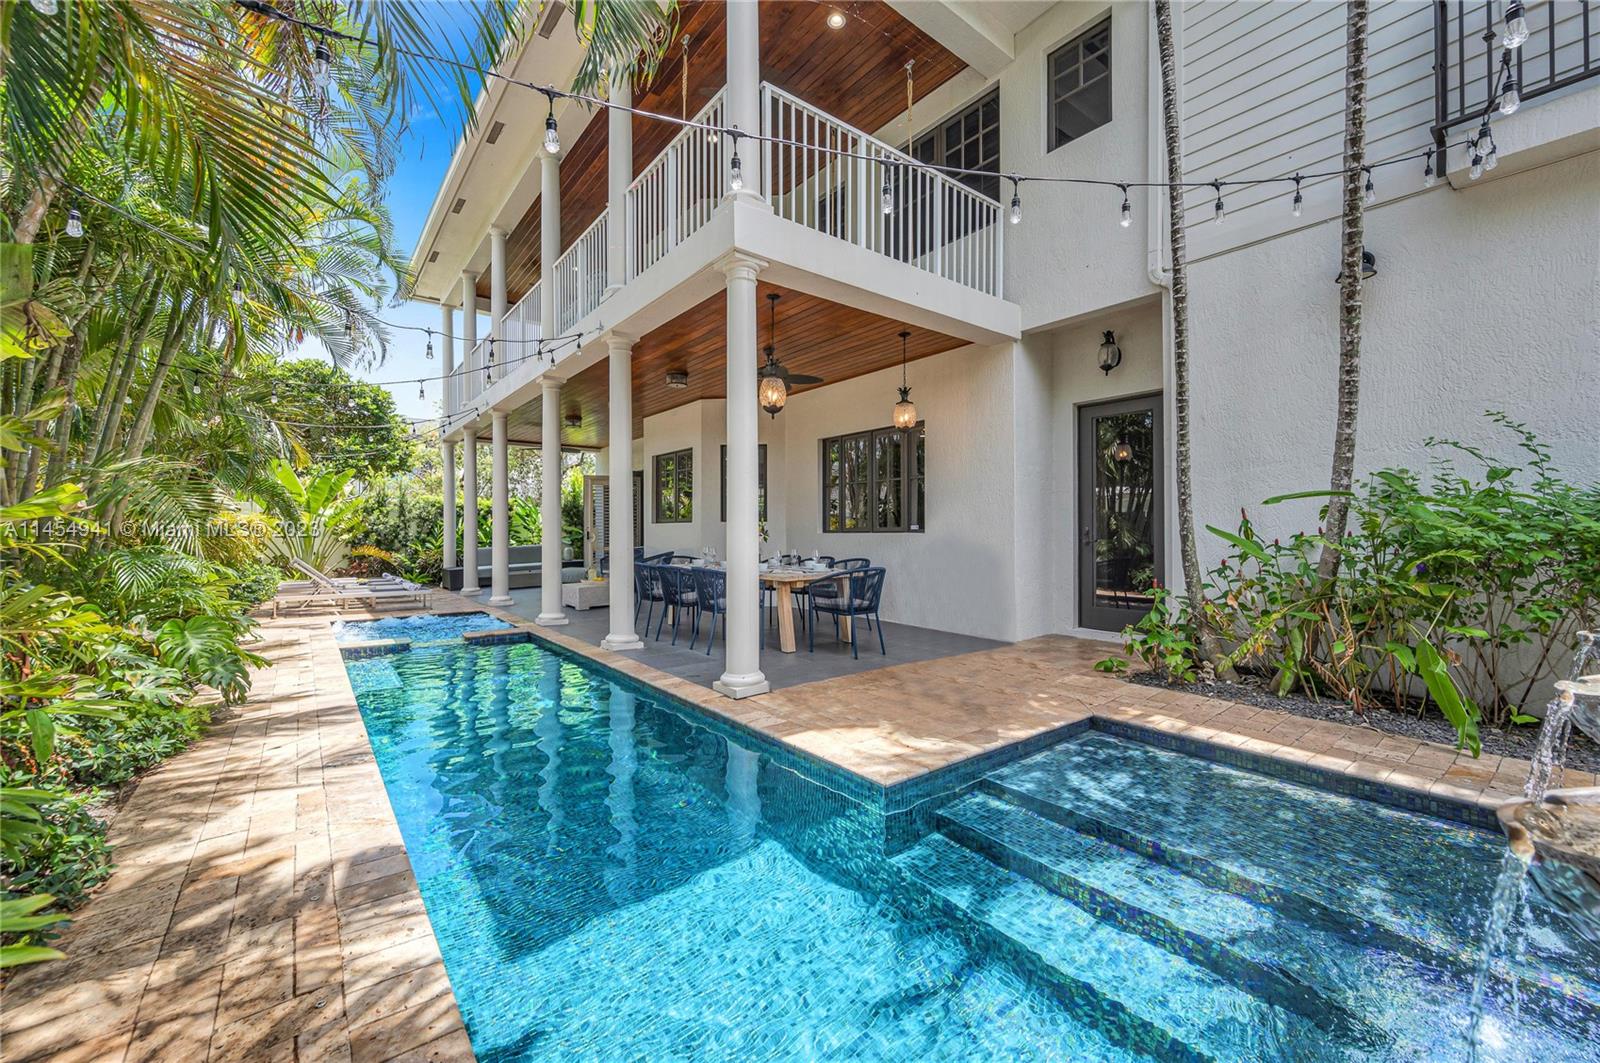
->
[[1153, 0, 1225, 668], [1318, 0, 1369, 581]]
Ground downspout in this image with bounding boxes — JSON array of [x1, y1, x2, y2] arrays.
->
[[1148, 2, 1182, 596]]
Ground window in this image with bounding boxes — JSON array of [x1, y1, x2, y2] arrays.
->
[[1048, 18, 1112, 151], [911, 89, 1000, 200], [821, 424, 925, 533], [720, 444, 768, 522], [653, 449, 692, 523]]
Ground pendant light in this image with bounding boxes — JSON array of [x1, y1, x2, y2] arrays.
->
[[758, 293, 788, 417], [1111, 431, 1133, 463], [891, 330, 916, 429]]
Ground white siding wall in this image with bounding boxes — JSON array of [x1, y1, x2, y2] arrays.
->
[[1179, 0, 1437, 252]]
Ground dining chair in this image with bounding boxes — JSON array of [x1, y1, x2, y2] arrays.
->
[[808, 566, 887, 659], [806, 557, 870, 621], [789, 555, 836, 634], [688, 567, 728, 654], [657, 565, 699, 645], [636, 563, 668, 634]]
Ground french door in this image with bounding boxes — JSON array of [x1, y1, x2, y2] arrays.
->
[[1077, 394, 1164, 632]]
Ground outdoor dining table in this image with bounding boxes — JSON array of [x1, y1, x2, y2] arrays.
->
[[760, 566, 851, 654]]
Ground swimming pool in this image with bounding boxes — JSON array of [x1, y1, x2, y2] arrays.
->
[[332, 611, 511, 644], [344, 633, 1600, 1061]]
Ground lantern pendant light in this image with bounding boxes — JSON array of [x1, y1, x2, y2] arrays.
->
[[758, 293, 788, 417], [892, 330, 917, 429], [1111, 431, 1133, 463]]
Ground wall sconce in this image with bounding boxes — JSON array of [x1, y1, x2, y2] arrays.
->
[[665, 369, 689, 389], [1098, 330, 1123, 375], [1334, 248, 1378, 282], [564, 411, 582, 429]]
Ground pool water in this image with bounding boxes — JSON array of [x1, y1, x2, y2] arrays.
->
[[345, 639, 1600, 1062], [332, 611, 511, 644]]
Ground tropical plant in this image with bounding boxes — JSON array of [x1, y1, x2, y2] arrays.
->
[[262, 460, 365, 570]]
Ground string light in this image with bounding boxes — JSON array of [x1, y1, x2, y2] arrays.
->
[[418, 380, 426, 400], [1291, 175, 1303, 217], [232, 281, 245, 306], [1362, 167, 1376, 205], [1502, 1, 1529, 49], [1499, 71, 1521, 115], [1469, 138, 1485, 180], [28, 0, 58, 15], [65, 208, 84, 238], [543, 92, 561, 155], [1118, 184, 1131, 228], [310, 40, 333, 89], [424, 330, 434, 359], [1479, 120, 1498, 171], [880, 172, 893, 215], [1423, 149, 1436, 188], [1009, 179, 1021, 225], [728, 140, 744, 192], [1212, 181, 1225, 224]]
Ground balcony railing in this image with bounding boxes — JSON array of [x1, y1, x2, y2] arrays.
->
[[448, 82, 1009, 418], [1434, 0, 1599, 137], [761, 84, 1004, 298], [554, 212, 608, 335], [626, 89, 728, 279]]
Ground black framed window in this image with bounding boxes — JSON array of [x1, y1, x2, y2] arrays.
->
[[821, 424, 925, 533], [1048, 18, 1112, 151], [653, 448, 692, 523], [720, 444, 768, 522], [911, 89, 1000, 200]]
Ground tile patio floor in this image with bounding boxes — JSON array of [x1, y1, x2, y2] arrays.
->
[[4, 591, 1587, 1061]]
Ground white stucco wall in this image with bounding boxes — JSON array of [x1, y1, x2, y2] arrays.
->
[[777, 342, 1024, 640], [1186, 147, 1600, 553]]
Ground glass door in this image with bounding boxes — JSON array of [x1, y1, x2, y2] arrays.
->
[[1077, 394, 1163, 631]]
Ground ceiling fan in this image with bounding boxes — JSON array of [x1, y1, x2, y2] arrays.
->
[[757, 293, 823, 417]]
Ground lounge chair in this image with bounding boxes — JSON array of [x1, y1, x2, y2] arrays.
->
[[271, 560, 432, 616]]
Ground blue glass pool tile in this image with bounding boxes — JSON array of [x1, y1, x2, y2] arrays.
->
[[333, 611, 511, 645]]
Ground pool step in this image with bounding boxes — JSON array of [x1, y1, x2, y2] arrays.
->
[[973, 773, 1444, 966], [891, 834, 1350, 1063], [936, 791, 1389, 1049]]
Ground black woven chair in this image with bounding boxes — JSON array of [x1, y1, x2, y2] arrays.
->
[[809, 566, 886, 659]]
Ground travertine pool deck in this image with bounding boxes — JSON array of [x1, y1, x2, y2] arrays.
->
[[3, 591, 1586, 1062]]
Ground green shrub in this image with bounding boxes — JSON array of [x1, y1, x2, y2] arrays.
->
[[228, 560, 284, 606], [1113, 416, 1597, 753]]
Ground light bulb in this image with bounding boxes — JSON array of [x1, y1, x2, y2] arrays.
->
[[28, 0, 58, 14], [544, 112, 561, 155], [1119, 196, 1131, 228], [728, 148, 744, 192], [232, 282, 244, 306], [1213, 196, 1225, 224], [1499, 80, 1520, 115], [1292, 190, 1303, 217], [1423, 153, 1436, 188], [1363, 173, 1376, 205], [1009, 192, 1021, 225], [1470, 152, 1484, 180], [65, 208, 83, 238], [311, 42, 333, 89], [425, 335, 434, 359], [1484, 142, 1498, 170], [419, 381, 426, 400], [1502, 2, 1529, 48], [881, 179, 893, 215]]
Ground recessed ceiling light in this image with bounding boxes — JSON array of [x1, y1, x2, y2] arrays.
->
[[826, 9, 846, 29]]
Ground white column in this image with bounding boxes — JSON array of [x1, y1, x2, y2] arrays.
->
[[725, 0, 762, 204], [536, 378, 568, 626], [489, 409, 512, 607], [713, 253, 769, 699], [540, 152, 560, 339], [441, 441, 457, 586], [461, 270, 479, 390], [489, 227, 508, 381], [440, 301, 455, 415], [606, 72, 633, 296], [601, 334, 642, 651], [460, 426, 480, 595]]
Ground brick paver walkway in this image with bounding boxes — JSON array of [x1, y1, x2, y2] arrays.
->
[[4, 595, 1579, 1062], [1, 616, 471, 1063]]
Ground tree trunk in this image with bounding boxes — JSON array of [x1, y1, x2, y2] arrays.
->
[[124, 297, 202, 460], [1318, 0, 1369, 581], [1154, 0, 1227, 669], [89, 279, 165, 470]]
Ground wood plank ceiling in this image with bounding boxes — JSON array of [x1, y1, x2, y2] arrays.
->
[[503, 282, 966, 448], [485, 0, 966, 304]]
